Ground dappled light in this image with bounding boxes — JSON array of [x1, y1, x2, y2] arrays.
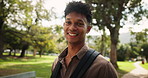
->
[[0, 0, 148, 78]]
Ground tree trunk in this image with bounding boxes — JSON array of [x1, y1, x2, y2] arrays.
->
[[0, 27, 4, 57], [39, 50, 42, 57], [20, 44, 28, 57], [0, 0, 5, 57], [39, 54, 42, 57], [33, 48, 37, 56], [14, 49, 16, 56], [146, 56, 148, 63], [20, 48, 26, 57], [0, 18, 4, 57], [100, 28, 106, 56], [110, 42, 118, 69], [100, 34, 104, 55], [9, 49, 13, 56], [109, 27, 119, 69], [0, 39, 4, 57]]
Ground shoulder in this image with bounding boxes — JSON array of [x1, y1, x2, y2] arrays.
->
[[51, 58, 59, 71], [91, 54, 111, 69], [90, 54, 118, 78], [84, 54, 118, 78], [93, 54, 116, 70], [94, 54, 110, 65]]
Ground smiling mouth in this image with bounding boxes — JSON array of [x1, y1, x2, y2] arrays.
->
[[67, 33, 78, 36]]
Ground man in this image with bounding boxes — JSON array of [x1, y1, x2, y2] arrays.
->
[[51, 1, 118, 78]]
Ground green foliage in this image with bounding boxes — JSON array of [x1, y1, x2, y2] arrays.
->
[[85, 0, 147, 28], [85, 0, 148, 68], [130, 29, 148, 44], [141, 43, 148, 56], [29, 26, 58, 55], [88, 34, 111, 56], [130, 28, 148, 61], [4, 27, 22, 50], [0, 0, 59, 57], [128, 42, 140, 58], [52, 25, 67, 53], [141, 43, 148, 62], [117, 43, 140, 61], [117, 44, 127, 61]]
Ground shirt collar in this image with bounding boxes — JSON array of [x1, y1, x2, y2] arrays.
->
[[58, 47, 68, 61], [76, 45, 89, 59], [58, 44, 89, 61]]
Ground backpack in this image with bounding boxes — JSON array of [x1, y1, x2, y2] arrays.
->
[[51, 49, 100, 78]]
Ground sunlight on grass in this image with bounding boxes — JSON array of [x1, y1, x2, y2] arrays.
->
[[118, 61, 135, 72], [0, 56, 138, 78], [140, 63, 148, 70], [117, 61, 135, 78], [0, 55, 57, 78]]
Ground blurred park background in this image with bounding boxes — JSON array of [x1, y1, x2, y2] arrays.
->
[[0, 0, 148, 78]]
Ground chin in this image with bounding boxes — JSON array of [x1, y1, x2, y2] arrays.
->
[[68, 41, 78, 44], [68, 40, 84, 45]]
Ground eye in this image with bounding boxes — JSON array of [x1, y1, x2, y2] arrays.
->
[[65, 21, 71, 26], [77, 22, 84, 27]]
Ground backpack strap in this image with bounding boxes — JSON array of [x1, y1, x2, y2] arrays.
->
[[50, 61, 62, 78], [70, 49, 100, 78], [50, 49, 100, 78]]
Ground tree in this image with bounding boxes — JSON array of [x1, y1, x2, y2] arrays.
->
[[4, 27, 22, 56], [28, 0, 55, 57], [141, 43, 148, 62], [0, 0, 55, 57], [130, 28, 148, 44], [117, 44, 127, 61], [53, 25, 67, 52], [117, 44, 132, 61], [130, 28, 148, 62], [86, 33, 110, 57], [85, 0, 148, 68], [30, 26, 57, 57], [100, 28, 109, 56], [0, 0, 19, 57], [128, 42, 139, 58]]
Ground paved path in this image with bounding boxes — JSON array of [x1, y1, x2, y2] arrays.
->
[[122, 61, 148, 78]]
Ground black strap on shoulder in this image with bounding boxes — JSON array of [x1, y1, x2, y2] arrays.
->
[[51, 49, 100, 78], [70, 49, 100, 78], [50, 61, 62, 78]]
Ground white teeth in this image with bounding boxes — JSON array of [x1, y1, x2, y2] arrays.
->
[[69, 33, 77, 36]]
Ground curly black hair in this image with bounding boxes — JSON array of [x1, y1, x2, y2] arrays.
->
[[64, 1, 92, 24]]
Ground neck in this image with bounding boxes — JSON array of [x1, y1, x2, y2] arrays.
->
[[67, 42, 85, 58]]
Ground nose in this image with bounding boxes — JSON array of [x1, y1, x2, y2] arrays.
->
[[69, 23, 77, 31]]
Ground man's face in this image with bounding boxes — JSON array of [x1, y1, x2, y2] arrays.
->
[[63, 12, 91, 44]]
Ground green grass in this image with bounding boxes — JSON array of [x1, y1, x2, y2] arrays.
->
[[0, 54, 137, 78], [117, 61, 135, 78], [0, 55, 57, 78], [140, 63, 148, 70]]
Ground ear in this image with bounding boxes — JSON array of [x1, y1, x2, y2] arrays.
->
[[63, 23, 65, 26], [87, 26, 92, 33]]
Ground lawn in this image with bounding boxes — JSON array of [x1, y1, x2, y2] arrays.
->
[[0, 55, 137, 78], [140, 62, 148, 70], [0, 55, 57, 78], [117, 61, 135, 78]]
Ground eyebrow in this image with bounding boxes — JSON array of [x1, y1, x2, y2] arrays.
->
[[66, 18, 84, 22], [77, 19, 83, 22], [66, 18, 70, 20]]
